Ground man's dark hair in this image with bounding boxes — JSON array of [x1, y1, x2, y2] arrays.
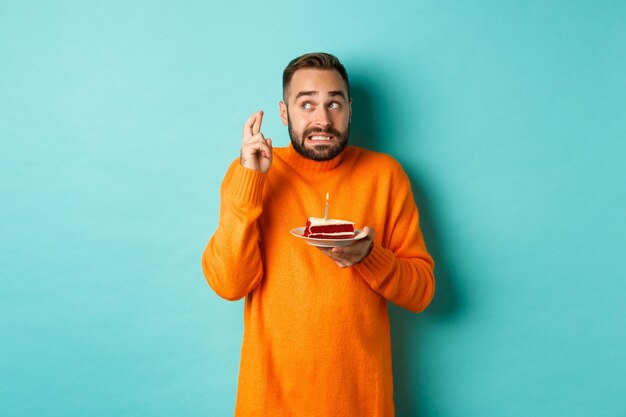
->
[[282, 52, 350, 101]]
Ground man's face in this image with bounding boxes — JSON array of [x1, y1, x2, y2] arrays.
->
[[279, 69, 352, 161]]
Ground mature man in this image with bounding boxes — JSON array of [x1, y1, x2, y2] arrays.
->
[[202, 52, 435, 416]]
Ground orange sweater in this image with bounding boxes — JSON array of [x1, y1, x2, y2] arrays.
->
[[202, 145, 435, 417]]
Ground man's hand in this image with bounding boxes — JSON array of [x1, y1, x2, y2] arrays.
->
[[241, 111, 273, 173], [318, 227, 374, 268]]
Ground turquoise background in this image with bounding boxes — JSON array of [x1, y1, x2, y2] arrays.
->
[[2, 1, 625, 416]]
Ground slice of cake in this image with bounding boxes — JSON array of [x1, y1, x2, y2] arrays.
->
[[304, 217, 355, 239]]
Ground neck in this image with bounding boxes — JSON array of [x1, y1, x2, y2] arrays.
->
[[285, 143, 347, 174]]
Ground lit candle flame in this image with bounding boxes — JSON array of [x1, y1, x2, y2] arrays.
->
[[324, 192, 329, 220]]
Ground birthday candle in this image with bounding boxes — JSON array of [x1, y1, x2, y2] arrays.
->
[[324, 192, 329, 220]]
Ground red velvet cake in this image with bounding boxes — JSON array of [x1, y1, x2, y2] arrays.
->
[[303, 217, 355, 239]]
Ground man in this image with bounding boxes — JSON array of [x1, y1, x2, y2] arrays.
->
[[202, 52, 435, 417]]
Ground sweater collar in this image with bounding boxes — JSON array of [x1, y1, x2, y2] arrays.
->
[[284, 143, 347, 174]]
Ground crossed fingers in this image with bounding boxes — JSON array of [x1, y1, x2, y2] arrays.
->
[[241, 111, 272, 173]]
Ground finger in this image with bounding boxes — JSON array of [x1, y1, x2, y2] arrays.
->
[[262, 138, 273, 159], [363, 226, 374, 239], [243, 140, 272, 159], [331, 247, 344, 255], [248, 133, 269, 147], [331, 238, 371, 265], [243, 111, 262, 141], [328, 249, 351, 265], [325, 251, 348, 267], [318, 247, 341, 260], [319, 249, 350, 268], [252, 110, 263, 135], [243, 131, 266, 145]]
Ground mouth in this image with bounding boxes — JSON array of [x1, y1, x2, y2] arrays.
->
[[306, 134, 334, 142]]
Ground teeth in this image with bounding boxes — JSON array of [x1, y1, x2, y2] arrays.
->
[[309, 136, 331, 141]]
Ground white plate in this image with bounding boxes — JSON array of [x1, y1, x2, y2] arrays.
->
[[290, 227, 367, 247]]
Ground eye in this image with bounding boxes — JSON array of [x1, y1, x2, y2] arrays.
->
[[328, 102, 341, 109], [302, 102, 313, 110]]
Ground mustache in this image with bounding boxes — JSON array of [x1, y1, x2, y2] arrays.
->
[[301, 126, 343, 139]]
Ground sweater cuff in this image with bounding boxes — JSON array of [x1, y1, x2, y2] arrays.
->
[[353, 242, 395, 288], [225, 164, 267, 207]]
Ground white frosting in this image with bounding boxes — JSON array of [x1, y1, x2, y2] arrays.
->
[[307, 217, 355, 226], [308, 232, 354, 237]]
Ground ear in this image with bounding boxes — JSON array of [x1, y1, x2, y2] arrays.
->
[[279, 101, 288, 126], [349, 98, 353, 123]]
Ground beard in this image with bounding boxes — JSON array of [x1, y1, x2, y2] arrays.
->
[[288, 117, 350, 162]]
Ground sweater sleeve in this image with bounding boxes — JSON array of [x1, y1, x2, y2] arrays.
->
[[353, 163, 435, 313], [201, 161, 267, 301]]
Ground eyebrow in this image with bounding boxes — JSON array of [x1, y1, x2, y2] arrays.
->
[[294, 90, 348, 101]]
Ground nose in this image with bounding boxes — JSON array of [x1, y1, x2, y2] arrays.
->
[[313, 107, 332, 127]]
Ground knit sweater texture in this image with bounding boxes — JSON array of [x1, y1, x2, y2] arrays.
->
[[202, 144, 435, 417]]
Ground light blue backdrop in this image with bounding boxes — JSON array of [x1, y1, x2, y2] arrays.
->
[[2, 1, 624, 416]]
